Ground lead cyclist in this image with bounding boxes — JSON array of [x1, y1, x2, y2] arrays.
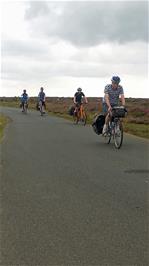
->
[[38, 87, 46, 114], [102, 76, 125, 135]]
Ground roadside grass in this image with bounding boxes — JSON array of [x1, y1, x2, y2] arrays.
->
[[0, 99, 149, 139], [0, 114, 10, 142], [48, 111, 149, 139], [0, 101, 19, 108], [123, 122, 149, 139]]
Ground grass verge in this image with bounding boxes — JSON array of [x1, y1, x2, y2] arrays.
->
[[0, 102, 148, 139], [49, 112, 149, 139], [123, 122, 149, 139], [0, 114, 10, 142]]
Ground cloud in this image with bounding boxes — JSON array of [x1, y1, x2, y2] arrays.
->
[[1, 1, 148, 97], [1, 39, 48, 58], [2, 37, 147, 83], [2, 41, 147, 84], [25, 1, 148, 47], [25, 1, 50, 19]]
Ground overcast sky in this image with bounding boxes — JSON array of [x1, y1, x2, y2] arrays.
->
[[1, 0, 148, 97]]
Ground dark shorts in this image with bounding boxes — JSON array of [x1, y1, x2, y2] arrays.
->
[[40, 101, 46, 110], [21, 101, 28, 106], [39, 101, 46, 107]]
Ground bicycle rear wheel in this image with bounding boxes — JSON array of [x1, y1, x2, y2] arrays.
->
[[114, 120, 123, 149]]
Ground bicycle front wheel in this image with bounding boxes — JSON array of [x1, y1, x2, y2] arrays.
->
[[73, 113, 78, 124], [82, 111, 87, 126], [24, 103, 28, 114], [39, 102, 43, 116], [103, 124, 111, 144], [114, 120, 123, 149]]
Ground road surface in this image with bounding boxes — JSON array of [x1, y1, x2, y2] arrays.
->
[[0, 107, 148, 266]]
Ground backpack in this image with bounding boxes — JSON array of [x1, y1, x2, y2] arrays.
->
[[68, 106, 75, 116], [92, 113, 105, 135]]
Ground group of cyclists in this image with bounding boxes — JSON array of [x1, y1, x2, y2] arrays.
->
[[20, 75, 126, 135], [20, 87, 46, 114]]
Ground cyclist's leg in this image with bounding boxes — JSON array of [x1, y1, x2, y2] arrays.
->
[[39, 101, 42, 112], [76, 103, 80, 118], [102, 112, 110, 134], [42, 101, 45, 113], [80, 104, 83, 119], [73, 104, 79, 123], [74, 103, 78, 115], [82, 106, 87, 125]]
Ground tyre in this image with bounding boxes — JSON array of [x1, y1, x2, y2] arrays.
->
[[24, 103, 27, 114], [114, 121, 123, 149], [82, 111, 87, 126], [39, 101, 43, 116], [73, 112, 78, 124], [103, 123, 111, 144]]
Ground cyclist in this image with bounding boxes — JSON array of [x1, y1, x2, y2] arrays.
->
[[102, 76, 125, 134], [20, 89, 29, 112], [38, 87, 46, 113], [74, 88, 88, 117]]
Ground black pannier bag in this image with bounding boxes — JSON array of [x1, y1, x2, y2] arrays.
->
[[112, 107, 127, 118], [92, 113, 105, 135], [68, 106, 75, 116]]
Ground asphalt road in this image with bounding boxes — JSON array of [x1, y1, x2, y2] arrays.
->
[[0, 107, 149, 266]]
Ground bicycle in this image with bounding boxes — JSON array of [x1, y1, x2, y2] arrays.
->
[[73, 103, 87, 126], [103, 106, 127, 149], [39, 101, 46, 116], [22, 101, 28, 114]]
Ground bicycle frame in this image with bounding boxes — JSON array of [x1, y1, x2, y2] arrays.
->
[[106, 117, 123, 149], [104, 107, 125, 149], [39, 101, 45, 116], [74, 104, 87, 125], [22, 101, 28, 113], [76, 105, 84, 119], [39, 101, 43, 115]]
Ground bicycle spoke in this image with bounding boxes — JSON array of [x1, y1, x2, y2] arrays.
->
[[114, 121, 123, 149], [103, 124, 111, 144]]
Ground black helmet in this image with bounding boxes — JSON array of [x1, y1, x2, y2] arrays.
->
[[23, 89, 26, 93], [77, 87, 82, 92], [111, 76, 121, 84]]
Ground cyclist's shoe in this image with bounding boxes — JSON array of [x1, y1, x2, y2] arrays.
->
[[102, 124, 108, 135]]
